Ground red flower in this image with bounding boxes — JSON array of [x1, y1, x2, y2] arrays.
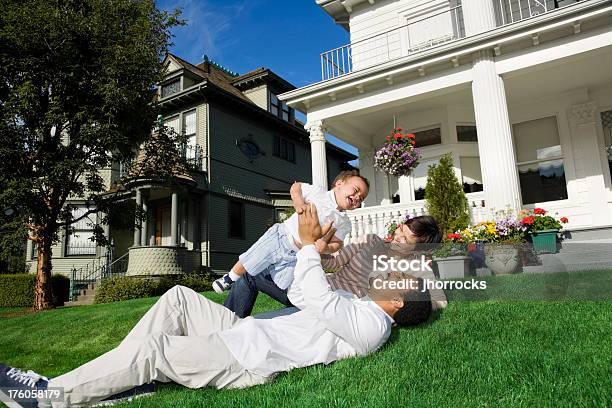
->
[[447, 233, 461, 241], [560, 217, 568, 223], [407, 133, 415, 139], [394, 133, 402, 139], [396, 127, 402, 131], [467, 243, 477, 252], [386, 136, 390, 141], [533, 208, 547, 215], [411, 140, 416, 146], [521, 216, 535, 225]]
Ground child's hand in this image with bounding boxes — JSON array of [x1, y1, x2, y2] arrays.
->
[[314, 238, 328, 253], [296, 202, 310, 215]]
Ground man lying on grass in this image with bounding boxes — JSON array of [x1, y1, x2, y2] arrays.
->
[[0, 204, 432, 408]]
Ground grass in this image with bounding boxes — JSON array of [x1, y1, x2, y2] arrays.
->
[[0, 271, 611, 408]]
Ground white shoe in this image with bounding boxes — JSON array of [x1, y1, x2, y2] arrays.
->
[[212, 274, 234, 294]]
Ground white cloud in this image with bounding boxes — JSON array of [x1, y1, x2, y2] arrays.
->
[[161, 0, 257, 64]]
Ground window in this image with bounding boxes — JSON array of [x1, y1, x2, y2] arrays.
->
[[65, 205, 96, 256], [273, 135, 296, 163], [161, 79, 180, 98], [183, 109, 197, 163], [513, 116, 568, 204], [601, 110, 612, 182], [163, 115, 180, 135], [270, 92, 292, 122], [460, 157, 483, 193], [457, 125, 478, 142], [414, 127, 442, 148], [228, 200, 245, 239], [413, 158, 440, 200], [30, 241, 37, 260]]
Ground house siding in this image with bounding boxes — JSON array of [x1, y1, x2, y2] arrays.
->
[[243, 85, 269, 111]]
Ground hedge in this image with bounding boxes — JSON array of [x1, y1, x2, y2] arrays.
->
[[0, 274, 70, 307], [95, 274, 213, 304]]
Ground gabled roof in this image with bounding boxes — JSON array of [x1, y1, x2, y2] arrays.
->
[[163, 54, 250, 102]]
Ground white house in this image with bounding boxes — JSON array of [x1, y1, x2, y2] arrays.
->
[[280, 0, 612, 242]]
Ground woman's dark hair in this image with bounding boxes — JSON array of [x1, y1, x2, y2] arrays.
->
[[394, 278, 432, 327], [405, 216, 442, 244]]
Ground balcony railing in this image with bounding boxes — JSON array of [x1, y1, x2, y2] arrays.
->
[[320, 0, 587, 81], [117, 144, 204, 180], [180, 143, 204, 172]]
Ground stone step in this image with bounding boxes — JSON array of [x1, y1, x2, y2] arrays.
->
[[64, 298, 94, 307]]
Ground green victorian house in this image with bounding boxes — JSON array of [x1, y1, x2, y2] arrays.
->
[[25, 54, 355, 301]]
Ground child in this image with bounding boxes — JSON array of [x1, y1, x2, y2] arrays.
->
[[213, 170, 369, 295]]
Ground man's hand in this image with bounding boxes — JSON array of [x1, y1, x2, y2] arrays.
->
[[298, 203, 334, 246], [314, 224, 337, 253]]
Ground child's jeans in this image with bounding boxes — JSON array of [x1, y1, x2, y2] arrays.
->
[[238, 223, 297, 290]]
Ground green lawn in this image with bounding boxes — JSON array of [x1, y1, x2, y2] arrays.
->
[[1, 272, 611, 408]]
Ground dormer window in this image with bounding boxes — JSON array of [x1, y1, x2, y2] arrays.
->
[[270, 93, 292, 122], [161, 79, 180, 98]]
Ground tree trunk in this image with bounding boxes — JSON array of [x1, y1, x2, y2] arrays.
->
[[33, 237, 54, 311]]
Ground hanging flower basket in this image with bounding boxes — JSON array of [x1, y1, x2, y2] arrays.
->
[[373, 127, 421, 177]]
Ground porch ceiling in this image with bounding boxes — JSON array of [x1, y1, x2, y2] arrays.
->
[[324, 84, 472, 148], [503, 44, 612, 105]]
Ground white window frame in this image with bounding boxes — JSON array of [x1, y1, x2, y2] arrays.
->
[[513, 115, 569, 206], [65, 205, 97, 256]]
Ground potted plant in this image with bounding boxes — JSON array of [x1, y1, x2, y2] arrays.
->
[[373, 127, 421, 177], [520, 208, 568, 254], [433, 233, 472, 279], [455, 210, 528, 275]]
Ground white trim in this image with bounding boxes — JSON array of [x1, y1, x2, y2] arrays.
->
[[280, 1, 611, 105]]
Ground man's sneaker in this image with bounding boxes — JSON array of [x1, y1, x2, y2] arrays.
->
[[92, 383, 156, 407], [0, 363, 49, 408], [212, 274, 234, 294]]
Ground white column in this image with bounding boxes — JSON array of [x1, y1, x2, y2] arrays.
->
[[140, 196, 148, 246], [398, 175, 415, 203], [359, 148, 377, 207], [461, 0, 497, 36], [568, 101, 612, 226], [171, 192, 179, 246], [471, 50, 522, 213], [378, 173, 392, 205], [305, 120, 328, 189], [133, 189, 142, 247]]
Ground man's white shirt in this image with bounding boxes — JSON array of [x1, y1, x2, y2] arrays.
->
[[219, 245, 394, 378], [282, 183, 351, 245]]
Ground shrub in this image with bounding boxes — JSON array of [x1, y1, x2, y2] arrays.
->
[[424, 154, 470, 235], [95, 274, 213, 304], [0, 274, 70, 307]]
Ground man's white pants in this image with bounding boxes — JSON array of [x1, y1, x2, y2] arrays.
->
[[47, 285, 267, 407]]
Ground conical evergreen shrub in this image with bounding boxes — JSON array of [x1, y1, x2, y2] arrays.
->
[[424, 154, 470, 235]]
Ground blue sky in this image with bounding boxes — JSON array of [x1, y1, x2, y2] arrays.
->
[[156, 0, 358, 159]]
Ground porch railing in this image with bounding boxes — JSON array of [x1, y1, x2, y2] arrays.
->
[[343, 192, 487, 244], [320, 0, 587, 81], [69, 249, 129, 301]]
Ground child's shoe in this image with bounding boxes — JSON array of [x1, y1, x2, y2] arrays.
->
[[212, 274, 234, 294]]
